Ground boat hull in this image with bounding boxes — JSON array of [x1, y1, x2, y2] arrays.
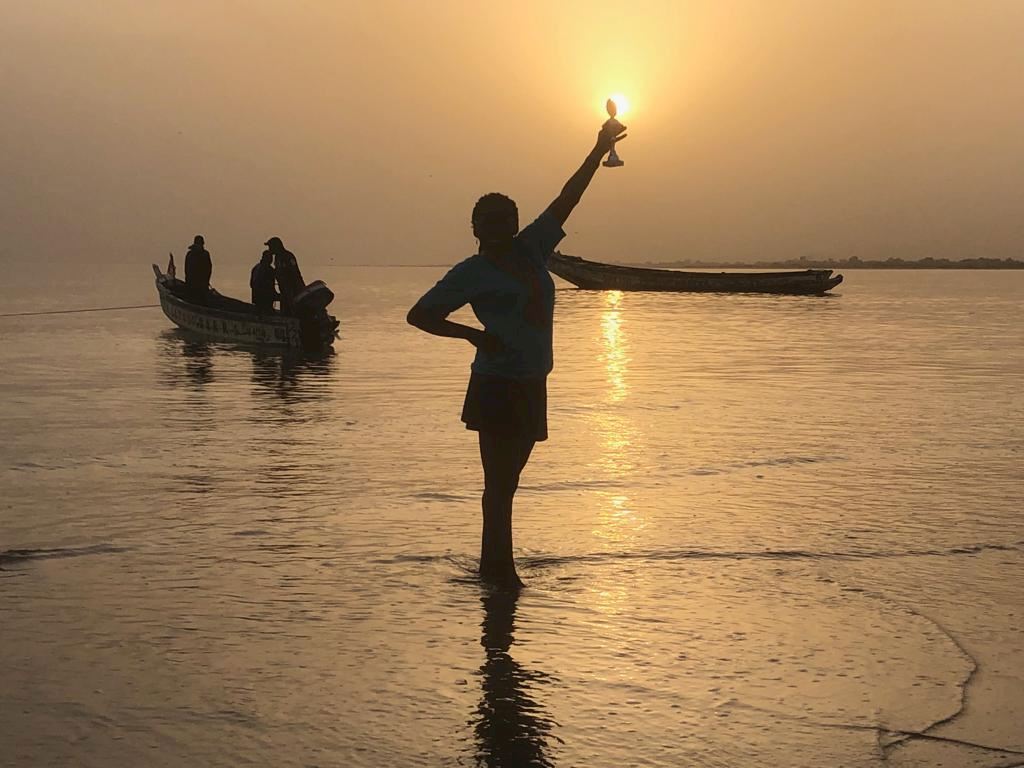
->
[[154, 266, 332, 349], [548, 253, 843, 295]]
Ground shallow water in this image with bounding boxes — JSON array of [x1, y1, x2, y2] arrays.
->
[[1, 267, 1022, 767]]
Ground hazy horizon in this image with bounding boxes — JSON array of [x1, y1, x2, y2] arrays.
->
[[3, 1, 1024, 269]]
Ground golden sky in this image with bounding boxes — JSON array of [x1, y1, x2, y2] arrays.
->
[[3, 1, 1024, 266]]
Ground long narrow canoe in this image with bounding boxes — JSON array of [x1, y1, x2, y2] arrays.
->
[[548, 253, 843, 295], [153, 265, 338, 349]]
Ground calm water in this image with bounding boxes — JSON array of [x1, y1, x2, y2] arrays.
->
[[1, 267, 1022, 768]]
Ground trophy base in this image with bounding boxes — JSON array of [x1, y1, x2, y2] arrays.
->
[[602, 157, 624, 168]]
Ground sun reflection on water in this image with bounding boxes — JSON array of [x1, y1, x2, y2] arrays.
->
[[600, 290, 629, 404], [592, 292, 647, 558], [593, 493, 646, 546]]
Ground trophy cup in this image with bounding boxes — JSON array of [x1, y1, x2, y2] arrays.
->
[[602, 97, 625, 168]]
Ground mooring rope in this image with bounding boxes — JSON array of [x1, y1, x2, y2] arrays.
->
[[0, 304, 159, 318]]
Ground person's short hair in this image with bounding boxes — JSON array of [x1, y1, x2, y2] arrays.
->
[[472, 193, 518, 242]]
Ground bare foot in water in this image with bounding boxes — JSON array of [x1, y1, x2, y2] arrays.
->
[[479, 562, 524, 590]]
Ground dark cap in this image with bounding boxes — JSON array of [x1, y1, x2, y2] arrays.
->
[[264, 236, 283, 248], [193, 235, 205, 246]]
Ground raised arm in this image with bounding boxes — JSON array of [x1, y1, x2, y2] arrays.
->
[[544, 121, 627, 226]]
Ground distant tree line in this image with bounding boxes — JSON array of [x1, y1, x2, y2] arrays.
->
[[642, 256, 1024, 269]]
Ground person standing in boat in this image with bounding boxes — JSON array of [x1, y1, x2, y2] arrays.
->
[[406, 119, 627, 588], [184, 235, 212, 304], [264, 236, 305, 314], [250, 250, 278, 314]]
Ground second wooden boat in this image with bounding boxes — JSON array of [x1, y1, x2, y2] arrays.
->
[[548, 253, 843, 295]]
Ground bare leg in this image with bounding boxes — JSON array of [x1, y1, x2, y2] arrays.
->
[[478, 431, 535, 588]]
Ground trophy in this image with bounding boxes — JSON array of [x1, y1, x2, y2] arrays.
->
[[602, 98, 625, 168]]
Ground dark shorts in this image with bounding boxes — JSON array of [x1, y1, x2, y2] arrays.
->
[[461, 372, 548, 442]]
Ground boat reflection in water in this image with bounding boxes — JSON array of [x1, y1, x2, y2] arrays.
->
[[155, 327, 338, 500], [474, 589, 556, 768], [156, 330, 218, 392], [249, 348, 335, 407], [156, 327, 335, 405]]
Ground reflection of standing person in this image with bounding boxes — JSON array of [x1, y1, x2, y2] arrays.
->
[[474, 589, 554, 767], [264, 236, 305, 314], [184, 235, 212, 303], [407, 120, 627, 588]]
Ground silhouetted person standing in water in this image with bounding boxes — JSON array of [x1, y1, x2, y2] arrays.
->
[[184, 235, 212, 304], [407, 120, 627, 588]]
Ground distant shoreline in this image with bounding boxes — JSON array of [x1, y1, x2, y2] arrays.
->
[[637, 257, 1024, 270]]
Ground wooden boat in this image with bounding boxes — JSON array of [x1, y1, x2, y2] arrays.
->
[[548, 253, 843, 295], [152, 265, 339, 349]]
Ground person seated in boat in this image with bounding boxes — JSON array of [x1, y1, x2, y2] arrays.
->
[[184, 235, 212, 304], [250, 251, 279, 314], [264, 236, 305, 315]]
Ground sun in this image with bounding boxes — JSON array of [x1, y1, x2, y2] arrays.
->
[[607, 93, 630, 118]]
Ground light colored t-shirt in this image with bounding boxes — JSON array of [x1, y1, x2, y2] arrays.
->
[[415, 212, 566, 379]]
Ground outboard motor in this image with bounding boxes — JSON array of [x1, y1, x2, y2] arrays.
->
[[293, 281, 335, 316], [293, 280, 340, 349]]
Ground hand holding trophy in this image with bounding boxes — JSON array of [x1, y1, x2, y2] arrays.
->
[[601, 98, 627, 168]]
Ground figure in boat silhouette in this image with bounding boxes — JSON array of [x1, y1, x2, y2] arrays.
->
[[183, 235, 212, 304], [250, 250, 278, 314], [407, 118, 627, 588]]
